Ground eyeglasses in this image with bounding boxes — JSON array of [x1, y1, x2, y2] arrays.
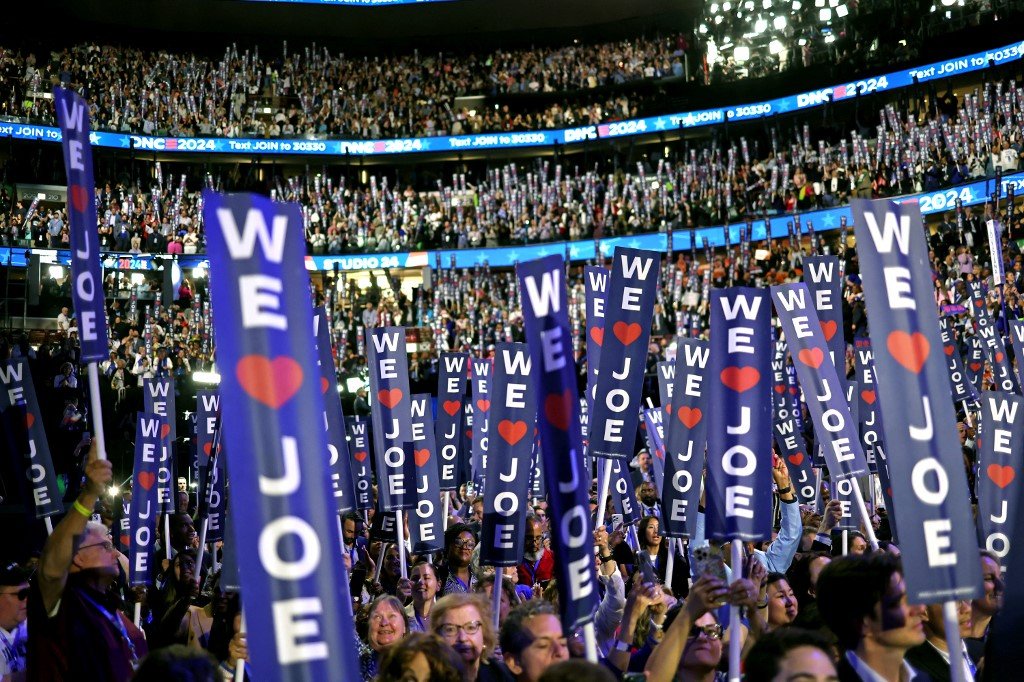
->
[[525, 535, 543, 545], [453, 539, 477, 550], [0, 588, 28, 601], [78, 540, 115, 553], [437, 620, 482, 638], [370, 611, 404, 625], [688, 624, 723, 640]]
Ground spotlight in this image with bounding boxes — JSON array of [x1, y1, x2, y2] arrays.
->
[[734, 46, 750, 62], [773, 14, 787, 29], [836, 3, 848, 16], [819, 7, 832, 20]]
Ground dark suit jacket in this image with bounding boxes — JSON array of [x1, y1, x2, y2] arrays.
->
[[906, 642, 956, 682], [836, 651, 936, 682]]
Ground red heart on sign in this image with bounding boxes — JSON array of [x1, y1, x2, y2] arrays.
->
[[613, 321, 643, 346], [498, 419, 528, 445], [887, 331, 930, 374], [774, 385, 785, 394], [119, 534, 129, 548], [974, 298, 984, 308], [987, 464, 1015, 489], [160, 423, 171, 440], [944, 345, 954, 357], [677, 406, 702, 429], [378, 388, 403, 408], [995, 352, 1005, 363], [24, 413, 34, 429], [664, 405, 671, 414], [236, 355, 304, 409], [544, 389, 574, 431], [970, 362, 982, 372], [861, 390, 876, 405], [590, 327, 604, 347], [320, 377, 329, 394], [203, 442, 221, 457], [443, 400, 461, 416], [466, 430, 473, 440], [788, 453, 804, 466], [789, 386, 798, 395], [138, 471, 156, 491], [476, 399, 490, 412], [415, 449, 431, 467], [353, 450, 368, 462], [798, 347, 824, 369], [820, 320, 838, 342], [70, 184, 90, 213], [720, 366, 761, 393]]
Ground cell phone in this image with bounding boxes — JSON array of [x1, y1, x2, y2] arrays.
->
[[692, 545, 728, 582]]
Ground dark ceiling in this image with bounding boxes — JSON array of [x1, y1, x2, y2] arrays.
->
[[8, 0, 700, 52]]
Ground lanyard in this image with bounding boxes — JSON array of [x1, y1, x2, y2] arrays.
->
[[79, 591, 139, 667], [0, 628, 19, 669]]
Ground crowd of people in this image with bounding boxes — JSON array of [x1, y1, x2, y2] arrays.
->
[[0, 35, 688, 141], [3, 72, 1020, 259]]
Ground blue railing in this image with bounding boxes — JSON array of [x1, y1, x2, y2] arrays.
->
[[1, 41, 1021, 156]]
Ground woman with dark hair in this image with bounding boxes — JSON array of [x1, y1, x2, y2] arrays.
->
[[436, 523, 479, 596], [635, 516, 689, 597], [761, 572, 798, 631], [407, 560, 440, 633], [830, 530, 867, 557], [743, 628, 837, 682], [786, 552, 830, 631], [376, 631, 466, 682], [357, 595, 409, 681]]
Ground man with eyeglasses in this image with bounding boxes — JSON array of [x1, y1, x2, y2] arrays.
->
[[500, 600, 569, 682], [29, 438, 148, 681], [0, 563, 29, 679], [516, 515, 554, 588], [431, 593, 513, 681]]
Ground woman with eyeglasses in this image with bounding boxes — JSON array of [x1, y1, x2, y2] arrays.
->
[[437, 523, 480, 597], [358, 595, 410, 681], [431, 592, 512, 681]]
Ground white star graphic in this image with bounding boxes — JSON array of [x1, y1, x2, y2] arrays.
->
[[569, 245, 580, 258], [683, 114, 696, 127], [89, 132, 100, 145], [628, 239, 640, 249], [600, 242, 612, 255], [654, 117, 667, 130], [538, 248, 550, 257], [822, 213, 838, 229]]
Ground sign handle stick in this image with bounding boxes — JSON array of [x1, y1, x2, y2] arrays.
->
[[234, 611, 247, 682], [727, 541, 743, 682], [665, 538, 676, 588], [195, 516, 210, 585], [164, 510, 174, 560], [595, 459, 613, 531], [133, 602, 141, 628], [582, 621, 599, 663], [812, 468, 822, 510], [373, 543, 388, 583], [943, 601, 968, 682], [395, 512, 408, 580], [851, 486, 880, 551], [442, 494, 450, 531], [962, 401, 974, 429], [841, 530, 849, 556], [87, 363, 107, 461], [491, 571, 502, 632], [44, 517, 53, 536]]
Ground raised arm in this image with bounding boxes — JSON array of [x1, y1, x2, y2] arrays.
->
[[38, 439, 111, 613]]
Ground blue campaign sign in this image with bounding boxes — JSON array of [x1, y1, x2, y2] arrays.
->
[[705, 288, 774, 542], [518, 255, 599, 631], [314, 307, 356, 513], [204, 191, 361, 679], [481, 343, 537, 567], [584, 265, 609, 414], [129, 413, 165, 586], [470, 358, 492, 485], [53, 88, 108, 362], [853, 198, 981, 603], [771, 283, 869, 481], [9, 42, 1021, 158], [195, 389, 225, 542], [771, 339, 815, 504], [939, 317, 977, 403], [367, 327, 415, 512], [802, 256, 844, 371], [435, 353, 468, 491], [409, 395, 444, 554], [964, 280, 1019, 394], [0, 359, 63, 518], [853, 342, 882, 474], [1012, 322, 1024, 390], [143, 378, 176, 444], [589, 248, 660, 460], [345, 416, 375, 511], [976, 392, 1024, 563]]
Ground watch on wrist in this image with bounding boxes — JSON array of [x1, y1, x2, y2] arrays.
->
[[776, 485, 792, 495], [612, 638, 631, 652]]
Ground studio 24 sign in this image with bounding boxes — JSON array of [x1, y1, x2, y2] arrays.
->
[[853, 198, 980, 602]]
